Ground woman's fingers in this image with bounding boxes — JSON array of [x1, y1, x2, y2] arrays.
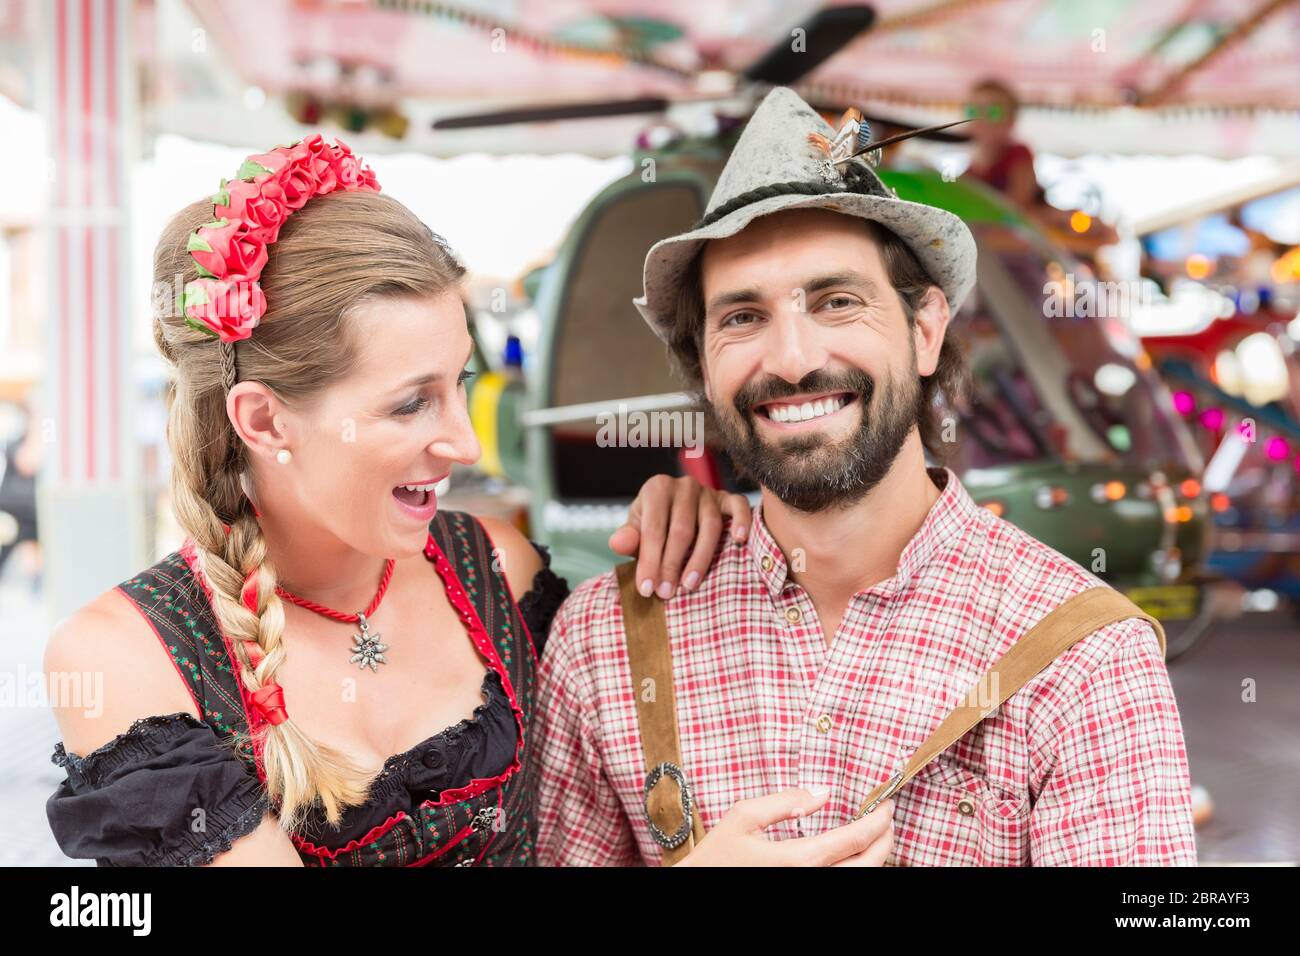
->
[[623, 475, 670, 597], [718, 491, 752, 542], [679, 492, 724, 592], [607, 520, 641, 557], [655, 479, 702, 598]]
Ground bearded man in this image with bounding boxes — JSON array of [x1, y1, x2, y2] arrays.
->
[[530, 88, 1196, 867]]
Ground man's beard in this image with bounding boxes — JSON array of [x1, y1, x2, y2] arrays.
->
[[707, 363, 921, 513]]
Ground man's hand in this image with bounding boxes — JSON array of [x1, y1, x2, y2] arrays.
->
[[611, 475, 751, 599], [675, 789, 895, 867]]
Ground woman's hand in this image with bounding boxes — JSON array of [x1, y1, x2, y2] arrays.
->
[[610, 475, 752, 599], [675, 789, 895, 867]]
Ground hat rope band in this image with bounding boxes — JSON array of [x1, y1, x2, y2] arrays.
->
[[694, 173, 890, 231]]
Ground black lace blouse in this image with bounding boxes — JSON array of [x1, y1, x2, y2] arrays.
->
[[46, 536, 570, 867]]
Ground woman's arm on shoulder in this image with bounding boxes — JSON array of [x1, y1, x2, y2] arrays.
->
[[475, 515, 546, 600], [44, 589, 303, 866]]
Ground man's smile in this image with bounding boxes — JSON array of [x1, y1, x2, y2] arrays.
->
[[752, 390, 860, 431]]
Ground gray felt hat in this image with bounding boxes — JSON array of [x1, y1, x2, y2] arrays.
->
[[633, 86, 977, 343]]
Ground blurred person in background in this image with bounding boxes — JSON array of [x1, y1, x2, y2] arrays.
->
[[0, 390, 43, 589], [964, 78, 1118, 257]]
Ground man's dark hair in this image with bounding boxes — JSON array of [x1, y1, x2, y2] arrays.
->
[[665, 218, 970, 462]]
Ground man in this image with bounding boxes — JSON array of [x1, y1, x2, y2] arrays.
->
[[530, 87, 1197, 866]]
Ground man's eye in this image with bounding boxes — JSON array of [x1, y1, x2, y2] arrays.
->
[[721, 311, 760, 328], [394, 396, 429, 416], [818, 295, 860, 311]]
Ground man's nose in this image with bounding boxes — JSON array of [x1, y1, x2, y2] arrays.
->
[[761, 310, 828, 385]]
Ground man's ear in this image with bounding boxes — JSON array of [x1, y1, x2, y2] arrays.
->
[[227, 382, 292, 461], [912, 286, 951, 377]]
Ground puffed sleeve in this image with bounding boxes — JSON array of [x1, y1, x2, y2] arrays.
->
[[516, 540, 570, 657], [46, 712, 270, 867]]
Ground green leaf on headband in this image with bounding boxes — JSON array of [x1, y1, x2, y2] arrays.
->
[[187, 232, 213, 254], [211, 187, 231, 207], [181, 283, 209, 310], [201, 218, 229, 230], [237, 159, 273, 181], [194, 262, 216, 279], [185, 316, 220, 338]]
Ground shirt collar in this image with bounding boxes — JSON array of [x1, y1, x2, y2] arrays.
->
[[747, 466, 980, 601]]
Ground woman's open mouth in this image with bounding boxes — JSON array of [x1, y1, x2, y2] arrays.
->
[[391, 477, 445, 520], [754, 391, 857, 429]]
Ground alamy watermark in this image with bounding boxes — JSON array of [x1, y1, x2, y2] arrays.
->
[[595, 403, 706, 459]]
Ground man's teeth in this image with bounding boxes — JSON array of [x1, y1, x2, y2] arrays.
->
[[399, 482, 437, 493], [765, 396, 847, 424]]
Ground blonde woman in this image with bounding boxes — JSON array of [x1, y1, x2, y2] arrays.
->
[[44, 137, 747, 867]]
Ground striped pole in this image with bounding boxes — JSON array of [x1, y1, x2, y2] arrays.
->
[[41, 0, 139, 617]]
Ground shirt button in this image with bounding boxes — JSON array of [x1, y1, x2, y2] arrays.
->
[[761, 555, 774, 572], [784, 606, 802, 624], [815, 714, 833, 733], [422, 749, 445, 770], [957, 797, 976, 816]]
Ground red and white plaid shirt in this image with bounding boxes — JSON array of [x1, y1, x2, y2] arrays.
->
[[530, 466, 1198, 866]]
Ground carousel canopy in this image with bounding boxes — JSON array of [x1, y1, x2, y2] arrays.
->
[[163, 0, 1300, 156], [3, 0, 1299, 156]]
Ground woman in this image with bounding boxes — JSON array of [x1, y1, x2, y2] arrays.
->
[[44, 136, 749, 867]]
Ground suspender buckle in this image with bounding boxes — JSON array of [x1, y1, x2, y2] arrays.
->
[[643, 761, 696, 849]]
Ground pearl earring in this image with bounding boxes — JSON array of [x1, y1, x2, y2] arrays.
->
[[276, 449, 291, 465]]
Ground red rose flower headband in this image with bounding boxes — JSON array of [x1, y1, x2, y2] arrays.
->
[[180, 134, 380, 360]]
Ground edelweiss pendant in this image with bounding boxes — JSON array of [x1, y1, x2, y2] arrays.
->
[[349, 612, 388, 671]]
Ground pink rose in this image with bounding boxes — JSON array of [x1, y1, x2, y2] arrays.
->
[[334, 152, 362, 189], [307, 153, 338, 195], [277, 158, 320, 210], [215, 177, 288, 244], [189, 219, 268, 281], [182, 276, 266, 343]]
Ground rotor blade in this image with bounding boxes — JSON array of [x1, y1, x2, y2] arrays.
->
[[433, 96, 672, 130], [742, 4, 877, 86]]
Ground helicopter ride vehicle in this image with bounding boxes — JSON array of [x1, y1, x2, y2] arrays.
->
[[447, 3, 1212, 660]]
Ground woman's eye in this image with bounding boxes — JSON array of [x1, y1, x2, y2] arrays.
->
[[394, 396, 429, 417], [458, 369, 477, 387]]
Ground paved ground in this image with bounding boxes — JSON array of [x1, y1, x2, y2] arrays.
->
[[3, 551, 1295, 867]]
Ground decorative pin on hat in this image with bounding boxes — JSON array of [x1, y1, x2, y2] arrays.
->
[[633, 87, 978, 345]]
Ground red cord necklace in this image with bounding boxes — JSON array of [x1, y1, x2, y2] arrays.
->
[[276, 559, 397, 671]]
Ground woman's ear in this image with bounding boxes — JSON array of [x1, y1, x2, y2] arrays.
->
[[913, 286, 951, 377], [227, 382, 290, 460]]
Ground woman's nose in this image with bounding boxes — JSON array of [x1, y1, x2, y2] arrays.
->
[[430, 399, 481, 466]]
